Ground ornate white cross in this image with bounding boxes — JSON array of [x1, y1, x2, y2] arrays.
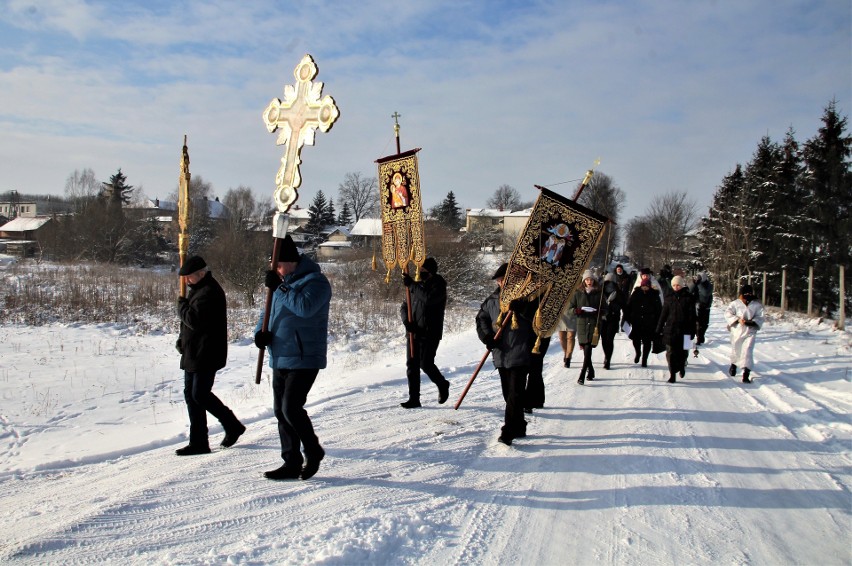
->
[[263, 54, 340, 219]]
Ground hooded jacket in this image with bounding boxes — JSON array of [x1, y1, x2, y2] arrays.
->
[[256, 255, 331, 369]]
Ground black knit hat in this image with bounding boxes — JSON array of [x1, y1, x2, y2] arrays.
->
[[277, 235, 300, 262], [491, 263, 508, 279], [740, 284, 754, 296], [640, 267, 652, 275], [179, 255, 206, 276], [422, 257, 438, 274]]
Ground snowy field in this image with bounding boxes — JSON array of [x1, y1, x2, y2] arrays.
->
[[0, 303, 849, 565]]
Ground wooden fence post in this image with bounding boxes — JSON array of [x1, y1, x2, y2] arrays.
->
[[762, 272, 767, 305], [807, 265, 814, 316], [839, 265, 846, 330], [781, 269, 787, 312]]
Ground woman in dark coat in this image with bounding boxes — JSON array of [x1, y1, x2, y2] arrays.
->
[[600, 272, 624, 370], [623, 268, 663, 367], [567, 270, 605, 385], [655, 275, 697, 383]]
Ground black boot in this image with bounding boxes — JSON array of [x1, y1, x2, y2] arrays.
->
[[438, 381, 450, 404], [300, 447, 325, 480], [634, 351, 640, 364], [742, 368, 752, 383], [264, 464, 301, 480], [221, 422, 246, 448], [400, 399, 422, 409], [175, 444, 211, 456], [564, 357, 571, 368], [667, 372, 676, 383], [603, 359, 610, 370], [577, 367, 586, 385], [729, 364, 737, 376]]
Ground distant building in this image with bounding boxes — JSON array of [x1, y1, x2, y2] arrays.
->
[[0, 199, 38, 219], [0, 216, 52, 257]]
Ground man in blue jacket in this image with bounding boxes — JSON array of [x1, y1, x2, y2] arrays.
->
[[255, 235, 331, 480]]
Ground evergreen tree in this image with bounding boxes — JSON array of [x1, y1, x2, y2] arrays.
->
[[743, 135, 783, 284], [100, 169, 134, 208], [433, 191, 463, 230], [306, 190, 329, 239], [337, 202, 353, 226], [800, 100, 852, 316], [698, 164, 745, 297], [323, 198, 337, 227]]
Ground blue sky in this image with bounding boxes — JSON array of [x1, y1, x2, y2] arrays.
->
[[1, 0, 849, 225]]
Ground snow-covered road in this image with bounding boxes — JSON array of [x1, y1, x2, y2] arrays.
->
[[0, 306, 849, 564]]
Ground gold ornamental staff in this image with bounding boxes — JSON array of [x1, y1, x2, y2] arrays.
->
[[178, 135, 191, 298], [256, 54, 340, 384]]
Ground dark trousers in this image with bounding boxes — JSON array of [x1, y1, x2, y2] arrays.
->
[[601, 326, 617, 363], [666, 346, 688, 377], [272, 368, 322, 467], [697, 305, 711, 342], [406, 336, 448, 399], [580, 343, 596, 378], [525, 337, 551, 409], [498, 366, 528, 438], [184, 370, 241, 448], [631, 334, 653, 363]]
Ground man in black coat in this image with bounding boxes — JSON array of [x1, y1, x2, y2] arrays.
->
[[476, 263, 533, 445], [399, 257, 450, 408], [175, 256, 245, 455]]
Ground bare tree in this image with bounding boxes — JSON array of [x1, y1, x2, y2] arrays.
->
[[645, 191, 698, 267], [64, 168, 99, 214], [625, 216, 655, 269], [64, 168, 99, 200], [338, 172, 378, 221], [487, 184, 523, 211], [576, 171, 626, 265]]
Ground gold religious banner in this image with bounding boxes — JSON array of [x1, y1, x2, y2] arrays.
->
[[500, 187, 609, 344], [263, 54, 340, 233], [376, 148, 426, 281], [177, 135, 191, 298]]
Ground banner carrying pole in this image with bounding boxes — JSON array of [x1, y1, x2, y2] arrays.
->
[[455, 158, 611, 409]]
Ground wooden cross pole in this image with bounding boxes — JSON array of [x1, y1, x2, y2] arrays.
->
[[256, 54, 340, 384]]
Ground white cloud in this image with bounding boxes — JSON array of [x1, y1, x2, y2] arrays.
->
[[0, 0, 849, 222]]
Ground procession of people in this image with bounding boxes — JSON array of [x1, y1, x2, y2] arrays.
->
[[173, 242, 770, 479]]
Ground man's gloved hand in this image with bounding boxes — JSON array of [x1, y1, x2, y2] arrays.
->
[[403, 320, 418, 334], [744, 320, 758, 327], [509, 299, 524, 312], [254, 331, 273, 348], [177, 297, 187, 313], [575, 307, 584, 316], [402, 274, 414, 287], [175, 338, 183, 354], [264, 270, 282, 290], [484, 336, 497, 350]]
